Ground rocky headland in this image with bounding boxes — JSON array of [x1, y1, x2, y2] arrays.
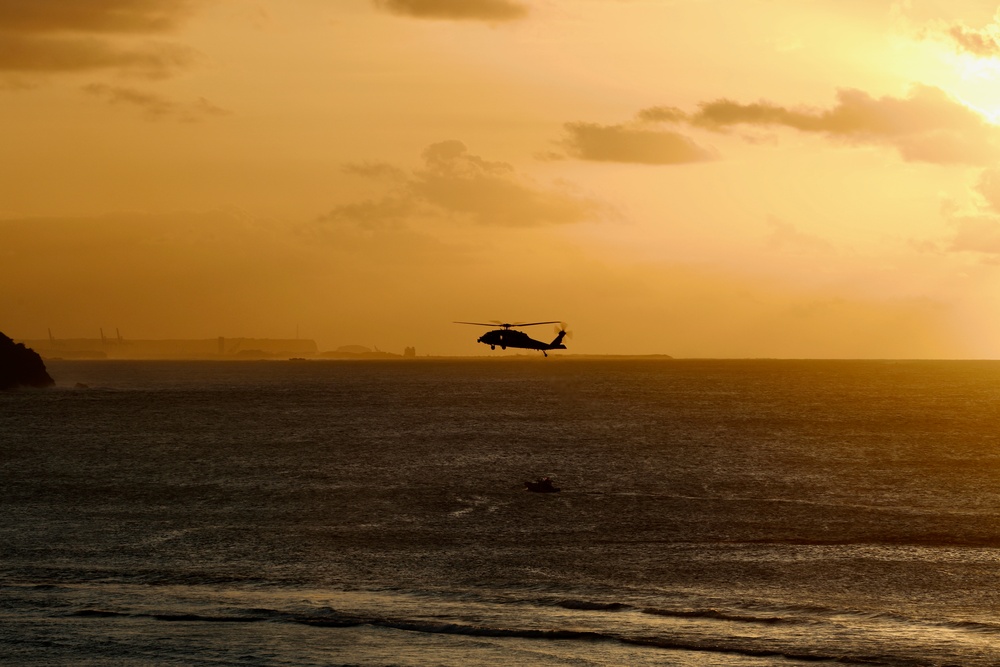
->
[[1, 332, 55, 389]]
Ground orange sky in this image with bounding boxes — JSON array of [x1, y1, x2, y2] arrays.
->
[[5, 0, 1000, 357]]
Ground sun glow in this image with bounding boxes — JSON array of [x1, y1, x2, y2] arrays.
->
[[942, 52, 1000, 124]]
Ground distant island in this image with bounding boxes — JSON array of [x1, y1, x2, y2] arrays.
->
[[14, 336, 421, 361], [317, 345, 417, 360], [12, 335, 675, 360], [1, 332, 55, 389], [17, 336, 319, 360]]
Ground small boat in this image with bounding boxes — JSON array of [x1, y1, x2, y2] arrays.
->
[[524, 477, 560, 493]]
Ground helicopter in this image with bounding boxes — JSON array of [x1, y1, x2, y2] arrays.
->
[[454, 321, 570, 357]]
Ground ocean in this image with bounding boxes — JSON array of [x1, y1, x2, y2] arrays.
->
[[4, 358, 1000, 666]]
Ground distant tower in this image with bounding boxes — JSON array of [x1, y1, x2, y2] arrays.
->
[[218, 337, 225, 356], [403, 346, 416, 358]]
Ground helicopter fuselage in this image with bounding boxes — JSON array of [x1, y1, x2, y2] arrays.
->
[[454, 321, 568, 357], [477, 329, 567, 355]]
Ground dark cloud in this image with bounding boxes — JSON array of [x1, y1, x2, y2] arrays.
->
[[322, 140, 601, 228], [82, 83, 230, 121], [567, 85, 1000, 168], [560, 122, 714, 165], [0, 0, 198, 77], [691, 86, 981, 136], [374, 0, 528, 22], [635, 106, 688, 124], [0, 0, 195, 34], [635, 85, 1000, 165], [0, 35, 194, 77]]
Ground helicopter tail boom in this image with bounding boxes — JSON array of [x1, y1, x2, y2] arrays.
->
[[548, 330, 567, 349]]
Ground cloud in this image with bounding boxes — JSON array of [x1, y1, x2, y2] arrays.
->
[[635, 85, 1000, 165], [765, 216, 833, 254], [0, 1, 196, 34], [635, 106, 688, 124], [945, 23, 1000, 57], [0, 0, 198, 77], [0, 35, 194, 78], [373, 0, 528, 21], [975, 167, 1000, 212], [322, 140, 602, 228], [927, 10, 1000, 58], [939, 168, 1000, 257], [691, 86, 980, 136], [564, 85, 998, 166], [82, 83, 231, 121], [342, 162, 408, 182], [948, 214, 1000, 255], [560, 122, 715, 165]]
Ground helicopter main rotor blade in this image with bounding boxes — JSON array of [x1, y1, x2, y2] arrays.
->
[[453, 320, 563, 329]]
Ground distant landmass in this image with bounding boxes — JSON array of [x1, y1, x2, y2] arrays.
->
[[13, 336, 673, 360], [14, 337, 426, 361], [18, 336, 319, 360], [1, 332, 55, 389], [316, 345, 412, 360]]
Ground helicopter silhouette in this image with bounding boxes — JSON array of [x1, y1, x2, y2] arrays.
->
[[454, 321, 570, 357]]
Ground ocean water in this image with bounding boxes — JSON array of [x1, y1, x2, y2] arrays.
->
[[4, 358, 1000, 666]]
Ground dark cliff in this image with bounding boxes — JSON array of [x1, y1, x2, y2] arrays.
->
[[1, 332, 55, 389]]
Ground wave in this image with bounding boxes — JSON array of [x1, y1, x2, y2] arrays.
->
[[818, 608, 1000, 636], [619, 635, 892, 665], [65, 606, 911, 665], [554, 599, 631, 611], [551, 598, 798, 625], [501, 590, 1000, 636], [69, 609, 265, 623], [727, 531, 1000, 548], [150, 613, 263, 623], [641, 606, 801, 625], [69, 609, 130, 618]]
